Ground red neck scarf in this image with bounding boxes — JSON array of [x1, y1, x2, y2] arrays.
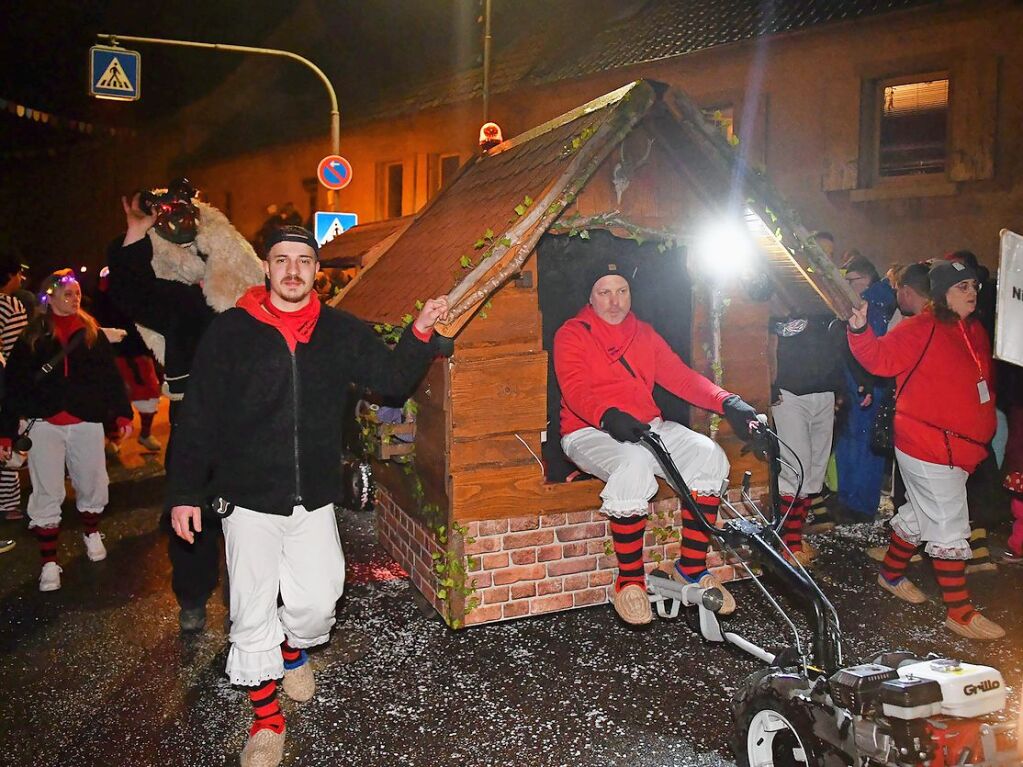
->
[[236, 285, 321, 352], [579, 304, 638, 362], [51, 312, 85, 346]]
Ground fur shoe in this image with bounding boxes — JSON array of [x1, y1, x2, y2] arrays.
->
[[240, 729, 285, 767]]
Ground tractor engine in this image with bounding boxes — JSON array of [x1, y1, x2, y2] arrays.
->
[[829, 657, 1010, 766]]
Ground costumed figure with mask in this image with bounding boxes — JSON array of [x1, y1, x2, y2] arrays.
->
[[105, 178, 264, 632]]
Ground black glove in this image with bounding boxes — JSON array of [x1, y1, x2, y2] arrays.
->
[[721, 395, 760, 442], [600, 408, 650, 443]]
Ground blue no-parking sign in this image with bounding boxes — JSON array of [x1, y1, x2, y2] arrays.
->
[[317, 155, 353, 191], [90, 46, 141, 101], [314, 212, 359, 246]]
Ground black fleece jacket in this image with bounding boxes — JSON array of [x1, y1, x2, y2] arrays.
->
[[106, 236, 215, 397], [165, 305, 435, 514], [4, 327, 132, 428]]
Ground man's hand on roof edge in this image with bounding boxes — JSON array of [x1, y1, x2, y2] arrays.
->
[[413, 296, 450, 334]]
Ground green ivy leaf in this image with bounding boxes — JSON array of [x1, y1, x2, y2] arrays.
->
[[401, 313, 413, 327], [499, 237, 511, 247], [414, 299, 424, 310], [484, 227, 494, 239], [437, 588, 447, 600], [459, 254, 473, 268], [578, 230, 590, 240], [514, 204, 526, 216], [523, 196, 533, 207]]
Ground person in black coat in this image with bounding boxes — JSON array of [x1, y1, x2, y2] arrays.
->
[[167, 225, 447, 767], [2, 269, 132, 592]]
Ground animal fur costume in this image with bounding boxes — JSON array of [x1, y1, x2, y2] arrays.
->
[[136, 197, 264, 367]]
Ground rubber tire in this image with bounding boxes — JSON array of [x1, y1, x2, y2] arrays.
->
[[733, 691, 823, 767]]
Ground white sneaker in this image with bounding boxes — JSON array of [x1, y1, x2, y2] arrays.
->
[[39, 562, 62, 591], [83, 532, 107, 562]]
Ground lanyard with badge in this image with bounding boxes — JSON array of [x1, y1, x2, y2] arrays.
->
[[958, 320, 990, 403]]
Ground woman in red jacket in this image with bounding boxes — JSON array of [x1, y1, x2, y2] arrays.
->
[[847, 260, 1002, 640]]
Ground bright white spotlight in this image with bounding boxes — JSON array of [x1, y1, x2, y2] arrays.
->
[[693, 219, 755, 279], [79, 266, 88, 273]]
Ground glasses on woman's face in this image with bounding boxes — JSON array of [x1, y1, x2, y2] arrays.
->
[[952, 280, 980, 293]]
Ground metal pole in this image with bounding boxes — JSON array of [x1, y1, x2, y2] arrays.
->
[[482, 0, 492, 123], [97, 33, 341, 211]]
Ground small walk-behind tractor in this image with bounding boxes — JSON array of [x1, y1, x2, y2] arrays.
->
[[640, 427, 1019, 767]]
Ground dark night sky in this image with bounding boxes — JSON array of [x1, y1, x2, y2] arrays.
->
[[0, 0, 508, 155]]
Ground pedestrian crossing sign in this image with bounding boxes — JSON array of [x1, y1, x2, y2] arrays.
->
[[90, 46, 141, 101], [314, 212, 358, 246]]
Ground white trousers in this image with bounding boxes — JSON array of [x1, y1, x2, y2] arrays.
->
[[892, 448, 971, 560], [562, 418, 729, 516], [222, 502, 346, 686], [26, 421, 108, 529], [771, 390, 835, 497]]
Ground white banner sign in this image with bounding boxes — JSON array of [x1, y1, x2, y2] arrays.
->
[[995, 229, 1023, 367]]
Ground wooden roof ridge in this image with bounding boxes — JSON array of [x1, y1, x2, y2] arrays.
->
[[657, 89, 860, 318], [435, 81, 658, 334], [338, 80, 659, 332], [339, 78, 860, 332]]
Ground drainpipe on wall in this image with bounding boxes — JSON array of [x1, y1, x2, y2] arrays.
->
[[482, 0, 493, 124]]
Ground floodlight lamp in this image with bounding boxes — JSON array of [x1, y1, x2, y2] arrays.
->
[[693, 219, 755, 280]]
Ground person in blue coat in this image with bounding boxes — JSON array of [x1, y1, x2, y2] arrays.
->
[[834, 253, 895, 520]]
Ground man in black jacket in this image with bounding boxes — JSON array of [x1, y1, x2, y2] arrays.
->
[[167, 225, 447, 767]]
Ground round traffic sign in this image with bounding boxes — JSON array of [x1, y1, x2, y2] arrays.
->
[[317, 155, 353, 191]]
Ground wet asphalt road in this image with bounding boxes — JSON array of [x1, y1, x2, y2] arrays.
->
[[2, 473, 1023, 767]]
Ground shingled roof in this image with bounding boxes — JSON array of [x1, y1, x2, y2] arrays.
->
[[355, 0, 943, 127], [534, 0, 942, 84], [339, 80, 858, 335], [182, 0, 945, 163], [318, 216, 412, 268]]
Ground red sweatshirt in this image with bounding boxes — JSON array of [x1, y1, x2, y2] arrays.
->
[[554, 305, 730, 437], [848, 310, 995, 472]]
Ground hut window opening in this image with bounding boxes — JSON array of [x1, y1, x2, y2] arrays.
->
[[537, 230, 693, 483]]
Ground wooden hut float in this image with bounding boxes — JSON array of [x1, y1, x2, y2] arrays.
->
[[335, 80, 857, 628]]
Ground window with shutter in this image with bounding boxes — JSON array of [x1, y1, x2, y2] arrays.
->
[[877, 75, 949, 178]]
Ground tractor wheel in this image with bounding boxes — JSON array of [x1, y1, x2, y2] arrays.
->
[[733, 692, 823, 767]]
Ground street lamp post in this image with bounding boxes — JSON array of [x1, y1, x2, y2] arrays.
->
[[96, 33, 341, 210]]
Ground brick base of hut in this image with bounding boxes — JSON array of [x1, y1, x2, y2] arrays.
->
[[375, 487, 751, 628]]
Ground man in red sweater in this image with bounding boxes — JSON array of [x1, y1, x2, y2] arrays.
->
[[554, 263, 760, 625]]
